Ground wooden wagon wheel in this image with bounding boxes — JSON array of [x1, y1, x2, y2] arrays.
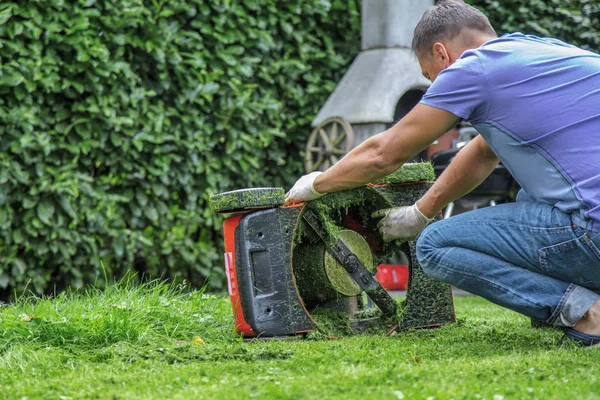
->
[[304, 117, 355, 173]]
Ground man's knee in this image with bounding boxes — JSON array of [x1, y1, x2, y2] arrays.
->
[[416, 221, 448, 280]]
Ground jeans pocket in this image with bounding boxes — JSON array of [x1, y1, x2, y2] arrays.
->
[[538, 232, 600, 291]]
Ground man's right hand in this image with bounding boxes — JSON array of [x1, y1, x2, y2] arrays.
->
[[371, 203, 434, 242], [285, 171, 324, 204]]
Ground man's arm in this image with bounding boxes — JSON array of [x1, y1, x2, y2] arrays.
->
[[312, 104, 460, 194], [416, 134, 500, 219], [369, 131, 499, 243]]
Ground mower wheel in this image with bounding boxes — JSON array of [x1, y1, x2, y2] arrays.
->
[[209, 187, 286, 214]]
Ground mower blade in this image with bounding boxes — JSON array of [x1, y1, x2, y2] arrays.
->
[[302, 210, 397, 318]]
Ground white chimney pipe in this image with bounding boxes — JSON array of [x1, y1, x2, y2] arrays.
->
[[362, 0, 434, 50]]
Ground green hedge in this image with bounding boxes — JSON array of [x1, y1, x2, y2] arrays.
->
[[0, 0, 361, 297], [468, 0, 600, 51]]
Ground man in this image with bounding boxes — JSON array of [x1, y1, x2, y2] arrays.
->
[[285, 0, 600, 346]]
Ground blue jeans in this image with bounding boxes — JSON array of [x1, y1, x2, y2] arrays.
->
[[416, 191, 600, 327]]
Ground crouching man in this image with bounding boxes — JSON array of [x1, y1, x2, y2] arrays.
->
[[285, 0, 600, 346]]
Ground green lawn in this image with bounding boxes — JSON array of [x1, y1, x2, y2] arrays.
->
[[0, 281, 598, 400]]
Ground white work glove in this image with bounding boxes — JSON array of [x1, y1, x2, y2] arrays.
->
[[371, 203, 434, 242], [285, 171, 324, 203]]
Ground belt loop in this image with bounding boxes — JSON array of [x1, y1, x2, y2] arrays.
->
[[571, 210, 593, 232]]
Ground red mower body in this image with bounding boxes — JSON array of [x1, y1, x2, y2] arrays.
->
[[222, 204, 315, 337], [223, 214, 257, 337]]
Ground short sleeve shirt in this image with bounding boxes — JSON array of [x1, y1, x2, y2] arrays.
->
[[420, 33, 600, 231]]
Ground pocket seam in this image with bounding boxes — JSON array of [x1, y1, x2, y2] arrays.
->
[[538, 236, 582, 275], [580, 232, 600, 259]]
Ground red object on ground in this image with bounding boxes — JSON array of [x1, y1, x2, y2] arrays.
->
[[376, 264, 409, 290]]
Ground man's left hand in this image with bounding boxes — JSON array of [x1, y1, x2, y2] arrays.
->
[[372, 203, 434, 242]]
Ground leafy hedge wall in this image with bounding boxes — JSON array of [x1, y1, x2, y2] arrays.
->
[[0, 0, 361, 297], [468, 0, 600, 51]]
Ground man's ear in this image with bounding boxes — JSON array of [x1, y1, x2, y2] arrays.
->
[[432, 42, 451, 69]]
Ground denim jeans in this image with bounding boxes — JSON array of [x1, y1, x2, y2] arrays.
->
[[416, 191, 600, 327]]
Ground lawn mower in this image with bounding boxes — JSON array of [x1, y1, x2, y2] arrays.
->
[[210, 163, 455, 337]]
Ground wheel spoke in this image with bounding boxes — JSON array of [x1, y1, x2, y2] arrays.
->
[[329, 155, 339, 165], [332, 148, 346, 155], [330, 122, 338, 142], [313, 157, 325, 170], [319, 129, 332, 147], [309, 147, 322, 152], [333, 132, 347, 147]]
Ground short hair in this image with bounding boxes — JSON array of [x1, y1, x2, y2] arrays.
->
[[412, 0, 497, 57]]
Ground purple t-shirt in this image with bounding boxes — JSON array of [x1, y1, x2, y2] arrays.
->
[[421, 33, 600, 231]]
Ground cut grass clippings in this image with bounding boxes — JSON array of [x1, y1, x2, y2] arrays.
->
[[0, 280, 598, 399]]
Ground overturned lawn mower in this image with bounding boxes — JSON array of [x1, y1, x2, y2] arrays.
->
[[210, 163, 455, 338]]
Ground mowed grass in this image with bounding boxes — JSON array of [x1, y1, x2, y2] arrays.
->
[[0, 280, 598, 400]]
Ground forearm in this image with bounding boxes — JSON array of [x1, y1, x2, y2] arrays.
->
[[310, 104, 460, 196], [313, 133, 407, 193], [417, 135, 500, 219]]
